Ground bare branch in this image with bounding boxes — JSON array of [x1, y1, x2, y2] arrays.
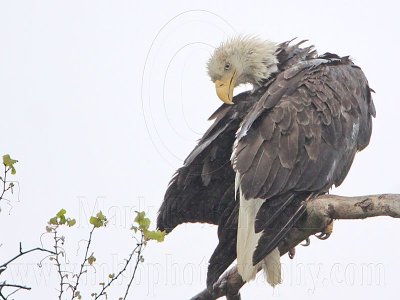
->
[[70, 227, 95, 299], [0, 241, 56, 298], [123, 231, 145, 300], [0, 165, 10, 203], [0, 282, 32, 300], [52, 229, 69, 300], [0, 283, 31, 291], [191, 193, 400, 300], [0, 243, 55, 272], [94, 243, 140, 299]]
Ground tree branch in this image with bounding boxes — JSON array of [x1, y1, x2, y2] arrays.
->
[[0, 283, 31, 291], [0, 165, 10, 203], [52, 229, 68, 300], [70, 226, 95, 300], [191, 193, 400, 300], [0, 243, 54, 299], [0, 243, 55, 272], [123, 231, 145, 300], [0, 283, 31, 300], [94, 241, 140, 299]]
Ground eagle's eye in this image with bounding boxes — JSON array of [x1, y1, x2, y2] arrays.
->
[[224, 62, 231, 71]]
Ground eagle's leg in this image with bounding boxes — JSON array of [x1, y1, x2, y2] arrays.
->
[[315, 219, 334, 240]]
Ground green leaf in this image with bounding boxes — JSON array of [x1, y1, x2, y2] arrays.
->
[[54, 209, 66, 224], [67, 218, 76, 227], [56, 209, 66, 218], [59, 216, 67, 225], [2, 154, 18, 175], [48, 209, 76, 228], [90, 211, 107, 228], [96, 211, 107, 222], [90, 216, 102, 228], [49, 217, 58, 225], [144, 230, 166, 242], [134, 211, 151, 231]]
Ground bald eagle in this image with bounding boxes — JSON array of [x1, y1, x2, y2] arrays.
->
[[157, 37, 375, 288]]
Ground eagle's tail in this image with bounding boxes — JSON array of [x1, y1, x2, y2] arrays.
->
[[236, 170, 311, 286], [252, 193, 310, 267], [236, 188, 282, 286]]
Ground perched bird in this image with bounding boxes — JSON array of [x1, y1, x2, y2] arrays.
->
[[157, 36, 375, 288]]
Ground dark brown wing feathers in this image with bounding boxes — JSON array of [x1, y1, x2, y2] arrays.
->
[[234, 55, 374, 264], [156, 92, 257, 232]]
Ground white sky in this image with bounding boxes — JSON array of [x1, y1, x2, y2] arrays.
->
[[1, 1, 400, 299]]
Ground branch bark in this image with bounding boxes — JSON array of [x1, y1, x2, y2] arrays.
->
[[191, 193, 400, 300], [0, 243, 55, 300]]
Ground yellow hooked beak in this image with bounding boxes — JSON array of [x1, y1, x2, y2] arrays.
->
[[214, 71, 237, 105]]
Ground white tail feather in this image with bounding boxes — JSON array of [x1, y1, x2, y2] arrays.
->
[[236, 172, 282, 286], [263, 248, 282, 286]]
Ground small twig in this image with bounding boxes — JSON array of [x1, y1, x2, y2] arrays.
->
[[0, 283, 31, 291], [94, 244, 140, 299], [70, 226, 95, 299], [0, 243, 55, 271], [0, 282, 32, 300], [53, 229, 68, 300], [123, 231, 145, 300], [3, 286, 28, 299], [0, 165, 9, 203]]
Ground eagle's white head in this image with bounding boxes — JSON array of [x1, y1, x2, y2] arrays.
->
[[207, 36, 279, 104]]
